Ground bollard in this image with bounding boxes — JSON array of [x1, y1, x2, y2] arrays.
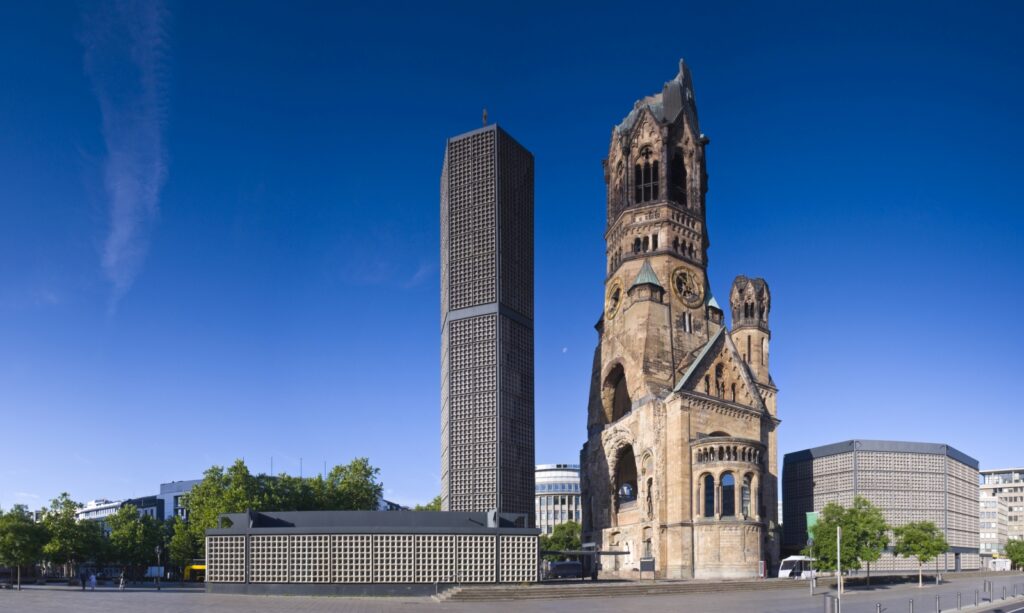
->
[[824, 594, 835, 613], [935, 595, 940, 613], [877, 604, 881, 613], [957, 591, 961, 610], [975, 589, 979, 606], [910, 598, 914, 613], [1004, 586, 1008, 600]]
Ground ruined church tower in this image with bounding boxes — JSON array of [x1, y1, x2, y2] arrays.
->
[[581, 60, 780, 579]]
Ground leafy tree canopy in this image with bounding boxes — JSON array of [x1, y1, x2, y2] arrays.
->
[[184, 458, 384, 543], [0, 505, 50, 588], [40, 493, 84, 566], [107, 504, 162, 568], [1004, 539, 1024, 570], [168, 516, 200, 568], [804, 502, 862, 572], [803, 497, 890, 576], [893, 521, 948, 587], [539, 521, 582, 562], [413, 495, 442, 511]]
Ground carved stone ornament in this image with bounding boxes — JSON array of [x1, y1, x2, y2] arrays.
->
[[672, 267, 704, 308]]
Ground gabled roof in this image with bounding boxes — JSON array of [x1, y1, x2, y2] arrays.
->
[[672, 327, 769, 414], [673, 328, 724, 393], [631, 259, 662, 289], [706, 294, 721, 310]]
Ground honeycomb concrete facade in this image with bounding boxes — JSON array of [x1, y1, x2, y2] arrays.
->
[[580, 59, 780, 580], [782, 440, 981, 572], [440, 125, 535, 521], [205, 511, 538, 594]]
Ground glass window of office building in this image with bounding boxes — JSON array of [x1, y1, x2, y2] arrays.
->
[[534, 464, 581, 535]]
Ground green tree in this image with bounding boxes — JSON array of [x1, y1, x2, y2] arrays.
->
[[413, 495, 442, 511], [0, 505, 50, 589], [803, 498, 891, 590], [539, 521, 582, 562], [184, 458, 385, 544], [804, 503, 860, 572], [1004, 539, 1024, 571], [168, 516, 200, 570], [893, 521, 948, 588], [41, 493, 85, 576], [844, 497, 890, 585], [323, 458, 383, 511], [108, 505, 163, 574]]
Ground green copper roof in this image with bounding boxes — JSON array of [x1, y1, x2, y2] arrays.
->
[[706, 294, 721, 310], [631, 259, 663, 289]]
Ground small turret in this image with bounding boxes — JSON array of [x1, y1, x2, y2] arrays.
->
[[729, 276, 771, 384], [628, 259, 665, 303]]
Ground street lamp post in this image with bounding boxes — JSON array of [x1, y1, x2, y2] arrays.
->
[[838, 525, 843, 613], [155, 545, 162, 591]]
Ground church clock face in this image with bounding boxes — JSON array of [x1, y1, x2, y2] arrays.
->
[[672, 267, 704, 308], [606, 279, 624, 319]]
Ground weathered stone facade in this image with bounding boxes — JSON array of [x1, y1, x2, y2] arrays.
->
[[580, 60, 781, 580]]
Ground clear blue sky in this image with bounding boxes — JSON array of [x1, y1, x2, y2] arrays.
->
[[1, 2, 1022, 511]]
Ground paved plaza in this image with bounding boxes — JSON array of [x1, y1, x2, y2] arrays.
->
[[4, 575, 1024, 613]]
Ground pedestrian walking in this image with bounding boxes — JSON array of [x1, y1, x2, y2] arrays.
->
[[79, 569, 87, 591], [118, 571, 126, 591], [88, 573, 96, 591]]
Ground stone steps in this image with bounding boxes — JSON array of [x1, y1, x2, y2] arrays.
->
[[443, 579, 804, 601]]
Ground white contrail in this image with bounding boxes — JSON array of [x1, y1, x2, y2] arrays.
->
[[81, 1, 169, 307]]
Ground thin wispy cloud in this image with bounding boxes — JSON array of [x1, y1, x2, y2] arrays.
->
[[80, 1, 169, 308]]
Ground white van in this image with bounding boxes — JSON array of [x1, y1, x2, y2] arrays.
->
[[779, 555, 816, 579]]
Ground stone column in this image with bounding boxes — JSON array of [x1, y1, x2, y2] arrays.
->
[[715, 480, 721, 520], [734, 473, 742, 519], [752, 474, 761, 521]]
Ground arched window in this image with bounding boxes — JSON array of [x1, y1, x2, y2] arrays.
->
[[730, 383, 736, 401], [704, 375, 710, 395], [615, 446, 638, 507], [642, 236, 649, 252], [633, 238, 641, 253], [741, 475, 752, 518], [672, 237, 680, 252], [721, 473, 735, 517], [603, 364, 631, 423], [617, 162, 626, 209], [703, 474, 715, 517], [635, 148, 660, 203], [714, 364, 725, 397], [670, 146, 687, 205], [634, 164, 643, 203]]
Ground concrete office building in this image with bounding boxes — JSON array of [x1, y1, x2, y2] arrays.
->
[[979, 490, 1008, 566], [535, 464, 581, 534], [440, 124, 535, 522], [783, 440, 980, 572], [205, 124, 541, 593], [205, 510, 538, 595], [159, 479, 201, 520], [980, 468, 1024, 543], [76, 499, 123, 523]]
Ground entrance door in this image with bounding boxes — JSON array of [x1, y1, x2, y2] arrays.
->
[[955, 553, 961, 572]]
